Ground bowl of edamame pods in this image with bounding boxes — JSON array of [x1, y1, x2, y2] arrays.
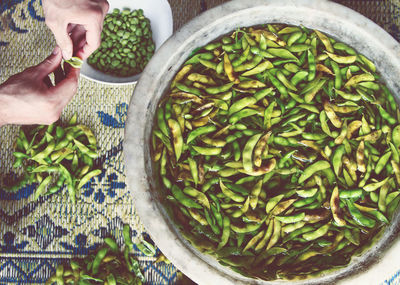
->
[[80, 0, 173, 85], [124, 0, 400, 284]]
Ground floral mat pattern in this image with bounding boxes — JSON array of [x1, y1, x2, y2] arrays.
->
[[0, 0, 399, 284]]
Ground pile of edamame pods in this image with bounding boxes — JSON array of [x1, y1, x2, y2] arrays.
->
[[45, 225, 150, 285], [10, 114, 101, 202], [151, 23, 400, 280], [87, 8, 155, 77]]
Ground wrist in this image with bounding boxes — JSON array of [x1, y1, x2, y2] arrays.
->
[[0, 85, 11, 127]]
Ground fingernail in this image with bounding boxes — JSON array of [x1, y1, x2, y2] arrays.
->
[[62, 49, 71, 60], [52, 46, 60, 55]]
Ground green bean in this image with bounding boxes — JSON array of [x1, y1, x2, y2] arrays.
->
[[375, 151, 392, 174], [217, 216, 231, 249], [185, 53, 213, 65], [282, 225, 314, 243], [276, 70, 297, 91], [377, 182, 390, 214], [171, 185, 203, 209], [333, 42, 356, 55], [234, 55, 263, 72], [34, 176, 52, 200], [302, 223, 330, 241], [298, 161, 331, 184], [291, 71, 309, 87], [77, 169, 102, 190], [64, 56, 83, 68], [314, 30, 334, 52], [363, 177, 390, 192], [104, 237, 119, 253], [242, 60, 273, 76], [242, 133, 262, 172], [266, 71, 288, 97], [254, 219, 274, 252], [304, 78, 327, 103], [377, 105, 397, 125], [275, 212, 305, 223], [267, 48, 298, 62], [231, 220, 264, 234], [326, 52, 357, 64], [219, 180, 245, 203], [168, 119, 184, 160], [228, 97, 257, 116], [91, 247, 109, 275], [344, 73, 375, 89], [331, 186, 346, 226], [387, 195, 400, 219], [266, 219, 281, 250], [187, 124, 217, 143], [307, 50, 316, 81], [346, 200, 376, 228], [293, 196, 317, 208]]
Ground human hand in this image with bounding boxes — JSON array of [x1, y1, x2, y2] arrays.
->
[[0, 46, 80, 126], [43, 0, 109, 60]]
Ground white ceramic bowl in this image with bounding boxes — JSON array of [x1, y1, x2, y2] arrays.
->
[[80, 0, 173, 85], [124, 0, 400, 284]]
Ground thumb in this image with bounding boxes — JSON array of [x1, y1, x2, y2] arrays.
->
[[35, 46, 63, 76], [53, 26, 74, 60]]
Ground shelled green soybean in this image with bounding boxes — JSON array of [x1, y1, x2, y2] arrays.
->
[[151, 23, 400, 281], [87, 8, 155, 77]]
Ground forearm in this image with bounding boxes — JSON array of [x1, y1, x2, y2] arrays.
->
[[0, 85, 12, 127]]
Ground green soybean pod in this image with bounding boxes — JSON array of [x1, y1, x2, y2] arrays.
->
[[171, 185, 203, 209], [107, 274, 117, 285], [298, 160, 331, 184], [91, 247, 109, 275], [330, 60, 342, 89], [302, 223, 330, 241], [275, 212, 305, 223], [217, 216, 231, 249], [242, 133, 262, 172], [345, 199, 376, 228], [157, 108, 170, 138], [104, 237, 119, 252], [291, 71, 308, 86], [77, 169, 102, 190], [339, 189, 363, 199], [34, 176, 52, 200], [307, 50, 316, 81]]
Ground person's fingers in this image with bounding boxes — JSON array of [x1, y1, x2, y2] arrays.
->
[[81, 29, 102, 59], [101, 0, 110, 15], [69, 25, 87, 55], [52, 67, 80, 105], [33, 46, 63, 80], [54, 65, 64, 85], [53, 23, 74, 60], [80, 16, 103, 59], [43, 76, 53, 88]]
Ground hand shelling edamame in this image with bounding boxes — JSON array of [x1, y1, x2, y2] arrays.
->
[[0, 0, 110, 126], [151, 23, 400, 280]]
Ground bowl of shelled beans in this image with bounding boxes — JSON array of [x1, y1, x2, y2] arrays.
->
[[80, 0, 173, 85], [124, 0, 400, 284]]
